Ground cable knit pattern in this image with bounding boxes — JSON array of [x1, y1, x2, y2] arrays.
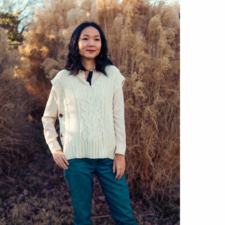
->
[[49, 65, 125, 160]]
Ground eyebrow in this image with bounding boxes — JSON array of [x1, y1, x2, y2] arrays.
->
[[81, 34, 100, 37]]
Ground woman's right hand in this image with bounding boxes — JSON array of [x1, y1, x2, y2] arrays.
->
[[53, 150, 69, 170]]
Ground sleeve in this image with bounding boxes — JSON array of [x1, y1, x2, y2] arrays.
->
[[113, 70, 126, 96], [41, 86, 62, 154], [113, 84, 126, 156]]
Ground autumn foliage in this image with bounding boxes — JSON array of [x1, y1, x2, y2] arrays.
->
[[0, 27, 44, 174], [1, 0, 180, 202]]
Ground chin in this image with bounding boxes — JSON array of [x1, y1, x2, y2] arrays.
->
[[84, 55, 97, 59]]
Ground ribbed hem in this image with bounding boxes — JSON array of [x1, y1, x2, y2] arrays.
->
[[63, 135, 116, 160]]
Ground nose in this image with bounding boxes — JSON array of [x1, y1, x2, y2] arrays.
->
[[88, 39, 95, 45]]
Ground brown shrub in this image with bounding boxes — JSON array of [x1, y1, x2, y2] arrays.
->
[[0, 27, 44, 175], [18, 0, 180, 201]]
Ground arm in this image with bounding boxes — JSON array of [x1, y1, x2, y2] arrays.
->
[[41, 86, 62, 154], [113, 85, 126, 156]]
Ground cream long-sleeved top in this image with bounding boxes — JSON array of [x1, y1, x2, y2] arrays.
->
[[41, 65, 126, 159]]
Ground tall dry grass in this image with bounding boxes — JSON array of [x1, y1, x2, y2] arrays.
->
[[0, 27, 44, 175], [17, 0, 180, 201]]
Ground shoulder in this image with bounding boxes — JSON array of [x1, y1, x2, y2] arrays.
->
[[106, 65, 125, 78], [105, 65, 126, 89], [51, 69, 70, 84], [50, 69, 70, 88], [105, 65, 120, 74], [105, 65, 123, 80], [53, 69, 70, 80]]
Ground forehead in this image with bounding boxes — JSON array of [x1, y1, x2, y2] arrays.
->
[[80, 26, 100, 37]]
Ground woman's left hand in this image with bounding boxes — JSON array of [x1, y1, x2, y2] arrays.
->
[[113, 154, 125, 180]]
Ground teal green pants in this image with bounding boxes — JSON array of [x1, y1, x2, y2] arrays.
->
[[64, 158, 137, 225]]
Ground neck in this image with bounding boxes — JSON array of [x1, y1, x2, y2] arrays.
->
[[81, 58, 95, 71]]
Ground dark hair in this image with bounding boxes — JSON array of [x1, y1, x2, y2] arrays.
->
[[65, 21, 113, 76]]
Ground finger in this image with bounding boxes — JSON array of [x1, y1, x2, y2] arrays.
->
[[62, 156, 69, 167], [118, 170, 124, 180], [115, 168, 118, 178], [113, 160, 115, 173], [120, 171, 125, 180], [115, 169, 120, 179], [59, 158, 67, 170], [55, 159, 60, 167], [118, 171, 122, 180], [55, 159, 62, 169]]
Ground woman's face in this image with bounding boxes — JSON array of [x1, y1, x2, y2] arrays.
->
[[78, 26, 102, 61]]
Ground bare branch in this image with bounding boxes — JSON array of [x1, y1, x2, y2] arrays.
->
[[18, 0, 37, 15], [18, 15, 29, 22]]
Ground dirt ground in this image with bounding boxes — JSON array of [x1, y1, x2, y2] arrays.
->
[[0, 150, 180, 225]]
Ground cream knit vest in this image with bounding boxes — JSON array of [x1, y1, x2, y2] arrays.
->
[[51, 65, 125, 160]]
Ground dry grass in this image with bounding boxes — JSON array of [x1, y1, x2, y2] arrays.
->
[[0, 0, 180, 223], [18, 0, 180, 202], [0, 27, 44, 176]]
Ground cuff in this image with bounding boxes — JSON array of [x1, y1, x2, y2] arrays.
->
[[115, 146, 126, 155], [48, 141, 62, 154]]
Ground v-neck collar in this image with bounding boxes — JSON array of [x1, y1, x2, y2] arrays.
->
[[78, 64, 97, 74], [75, 71, 103, 87]]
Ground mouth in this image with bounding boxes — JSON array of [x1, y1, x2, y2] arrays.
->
[[86, 50, 95, 53]]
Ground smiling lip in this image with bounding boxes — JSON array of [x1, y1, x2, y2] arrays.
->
[[87, 50, 95, 52]]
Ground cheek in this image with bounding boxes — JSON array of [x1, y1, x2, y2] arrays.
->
[[78, 41, 86, 50], [97, 42, 102, 50]]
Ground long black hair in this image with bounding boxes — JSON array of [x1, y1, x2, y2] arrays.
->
[[65, 21, 113, 77]]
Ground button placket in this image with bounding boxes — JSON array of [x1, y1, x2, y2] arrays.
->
[[59, 113, 64, 139]]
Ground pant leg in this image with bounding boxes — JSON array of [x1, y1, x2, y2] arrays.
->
[[95, 158, 138, 225], [64, 158, 96, 225]]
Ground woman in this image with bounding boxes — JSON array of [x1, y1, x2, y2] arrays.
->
[[41, 21, 137, 225]]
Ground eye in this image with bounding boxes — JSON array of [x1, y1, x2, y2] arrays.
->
[[82, 38, 100, 41]]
